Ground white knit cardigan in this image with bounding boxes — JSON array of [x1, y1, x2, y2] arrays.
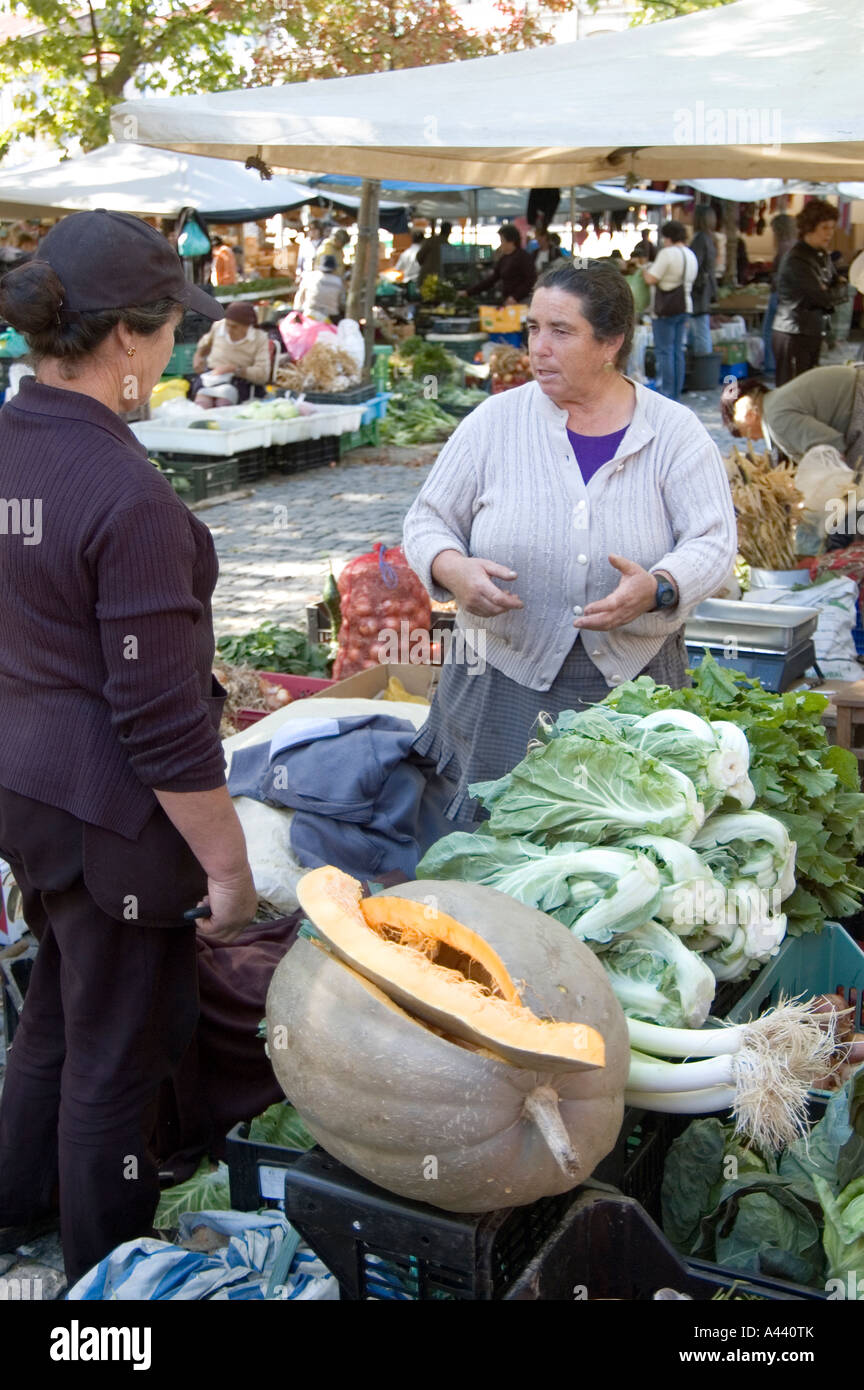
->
[[402, 379, 737, 691]]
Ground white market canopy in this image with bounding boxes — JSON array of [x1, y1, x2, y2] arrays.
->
[[113, 0, 864, 185], [0, 143, 403, 221]]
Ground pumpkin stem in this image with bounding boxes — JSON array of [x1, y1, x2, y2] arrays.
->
[[523, 1085, 582, 1179]]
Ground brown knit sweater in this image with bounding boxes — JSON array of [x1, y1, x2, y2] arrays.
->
[[0, 379, 226, 839]]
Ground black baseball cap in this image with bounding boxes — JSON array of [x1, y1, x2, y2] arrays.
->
[[36, 209, 224, 321]]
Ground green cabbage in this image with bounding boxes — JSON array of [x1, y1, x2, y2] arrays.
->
[[596, 920, 717, 1027], [470, 735, 703, 847], [416, 833, 661, 943]]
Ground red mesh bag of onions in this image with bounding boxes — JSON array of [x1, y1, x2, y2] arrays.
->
[[333, 543, 431, 680]]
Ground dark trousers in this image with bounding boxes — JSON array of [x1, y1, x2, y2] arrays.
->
[[772, 331, 822, 387], [0, 789, 199, 1286]]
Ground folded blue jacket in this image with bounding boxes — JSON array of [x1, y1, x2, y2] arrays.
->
[[227, 714, 429, 879]]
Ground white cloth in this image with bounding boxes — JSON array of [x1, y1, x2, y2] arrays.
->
[[292, 268, 344, 320], [395, 245, 421, 283], [650, 244, 699, 314], [402, 378, 737, 691], [296, 235, 323, 278]]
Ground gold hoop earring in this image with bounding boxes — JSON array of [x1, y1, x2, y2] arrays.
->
[[127, 347, 136, 359]]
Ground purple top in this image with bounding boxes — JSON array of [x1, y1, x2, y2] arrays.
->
[[567, 426, 628, 483]]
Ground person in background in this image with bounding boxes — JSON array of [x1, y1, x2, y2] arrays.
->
[[395, 230, 425, 285], [624, 249, 651, 319], [549, 232, 570, 260], [532, 226, 562, 273], [736, 234, 750, 286], [417, 220, 453, 288], [403, 260, 736, 834], [231, 244, 245, 279], [192, 300, 271, 407], [643, 220, 698, 402], [317, 227, 350, 276], [721, 365, 864, 465], [687, 206, 717, 358], [762, 213, 797, 377], [773, 200, 847, 387], [210, 236, 238, 287], [634, 228, 657, 263], [293, 254, 345, 322], [296, 219, 325, 278], [465, 224, 537, 305]]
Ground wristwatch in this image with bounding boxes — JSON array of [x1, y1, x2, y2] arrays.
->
[[652, 571, 679, 611]]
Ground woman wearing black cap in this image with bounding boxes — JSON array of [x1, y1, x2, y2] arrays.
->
[[191, 299, 271, 408], [0, 211, 258, 1285]]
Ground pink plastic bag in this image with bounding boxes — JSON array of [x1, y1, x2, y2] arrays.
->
[[279, 313, 337, 362]]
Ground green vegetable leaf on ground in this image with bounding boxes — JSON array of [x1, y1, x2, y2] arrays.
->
[[153, 1159, 231, 1230]]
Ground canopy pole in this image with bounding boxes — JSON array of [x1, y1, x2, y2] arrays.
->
[[722, 199, 739, 289], [346, 178, 380, 379], [570, 186, 576, 254]]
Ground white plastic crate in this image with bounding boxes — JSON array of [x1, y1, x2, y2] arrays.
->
[[131, 418, 271, 455], [214, 402, 365, 445]]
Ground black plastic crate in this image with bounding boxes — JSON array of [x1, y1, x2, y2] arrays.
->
[[593, 1108, 688, 1222], [176, 307, 219, 344], [234, 447, 273, 484], [154, 454, 239, 503], [277, 435, 340, 474], [503, 1190, 825, 1301], [302, 384, 376, 406], [2, 944, 36, 1054], [225, 1117, 310, 1211], [283, 1147, 574, 1300]]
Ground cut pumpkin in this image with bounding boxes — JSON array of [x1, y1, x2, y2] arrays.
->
[[296, 865, 606, 1074]]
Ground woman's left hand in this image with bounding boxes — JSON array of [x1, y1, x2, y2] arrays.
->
[[574, 555, 659, 630]]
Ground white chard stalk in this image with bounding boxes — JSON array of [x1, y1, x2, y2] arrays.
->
[[625, 998, 841, 1150]]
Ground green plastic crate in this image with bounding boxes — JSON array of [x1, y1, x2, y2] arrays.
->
[[338, 419, 380, 457], [156, 456, 239, 503], [163, 342, 199, 377]]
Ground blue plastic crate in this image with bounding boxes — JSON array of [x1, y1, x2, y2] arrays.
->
[[360, 392, 390, 425], [488, 331, 523, 348], [720, 361, 749, 384]]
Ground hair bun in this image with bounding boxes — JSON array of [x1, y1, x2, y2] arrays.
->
[[0, 260, 66, 336]]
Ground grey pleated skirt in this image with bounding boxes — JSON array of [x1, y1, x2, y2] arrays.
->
[[413, 630, 690, 832]]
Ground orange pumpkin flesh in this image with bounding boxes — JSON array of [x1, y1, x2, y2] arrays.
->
[[296, 865, 605, 1074]]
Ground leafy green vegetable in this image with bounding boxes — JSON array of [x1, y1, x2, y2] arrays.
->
[[417, 833, 662, 942], [661, 1119, 824, 1285], [380, 383, 459, 446], [153, 1159, 231, 1230], [814, 1175, 864, 1283], [603, 652, 864, 934], [469, 734, 703, 847], [662, 1074, 864, 1289], [247, 1101, 315, 1151], [597, 919, 717, 1027], [217, 622, 333, 677]]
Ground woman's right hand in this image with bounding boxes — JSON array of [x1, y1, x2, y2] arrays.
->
[[196, 867, 258, 944], [440, 555, 524, 617]]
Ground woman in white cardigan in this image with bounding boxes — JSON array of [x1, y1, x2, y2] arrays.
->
[[403, 261, 737, 830]]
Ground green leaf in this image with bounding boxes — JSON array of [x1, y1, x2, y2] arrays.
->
[[661, 1117, 729, 1251], [692, 1174, 825, 1286], [247, 1102, 315, 1151], [153, 1158, 231, 1230]]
